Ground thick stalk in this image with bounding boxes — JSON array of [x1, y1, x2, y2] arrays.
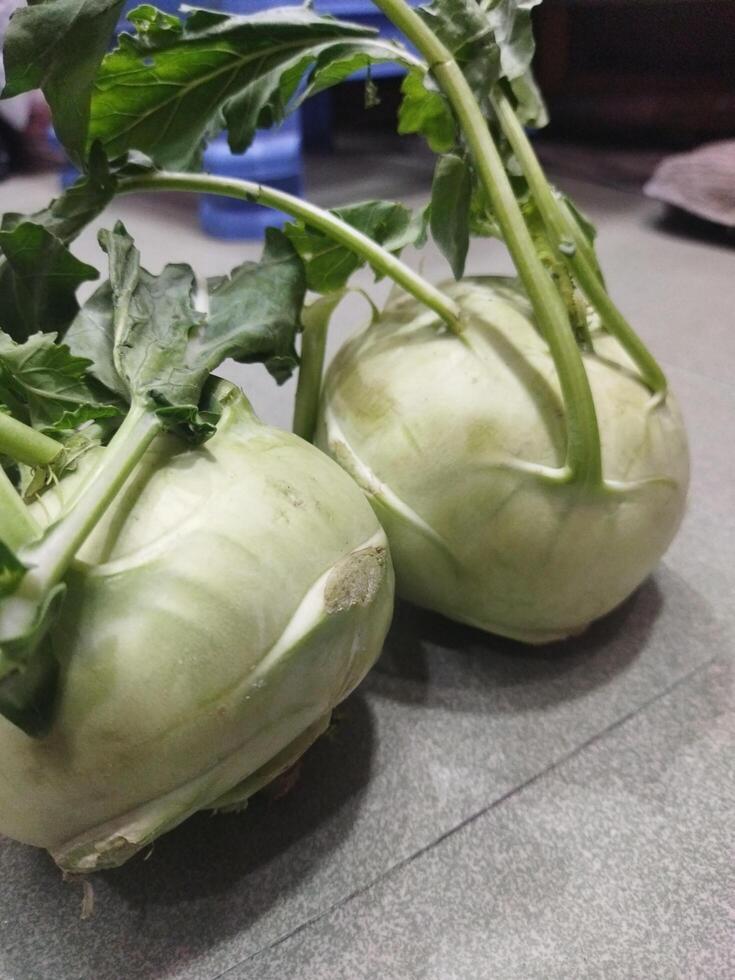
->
[[293, 293, 344, 442], [293, 320, 328, 442], [492, 90, 667, 395], [371, 0, 602, 486], [523, 204, 592, 349], [0, 467, 39, 550], [0, 411, 61, 467], [557, 196, 605, 284], [0, 411, 52, 548], [1, 405, 159, 639], [24, 406, 158, 575], [117, 172, 462, 335]]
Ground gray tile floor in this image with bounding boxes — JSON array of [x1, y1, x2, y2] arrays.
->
[[0, 145, 733, 980]]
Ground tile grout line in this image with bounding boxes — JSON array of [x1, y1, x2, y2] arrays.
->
[[210, 652, 720, 980]]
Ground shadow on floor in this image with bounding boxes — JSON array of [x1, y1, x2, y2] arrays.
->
[[647, 206, 735, 250], [369, 572, 671, 712], [0, 694, 375, 980]]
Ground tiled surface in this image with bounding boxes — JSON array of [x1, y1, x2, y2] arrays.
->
[[0, 151, 733, 980], [566, 188, 735, 392], [231, 657, 735, 980], [663, 367, 735, 598]]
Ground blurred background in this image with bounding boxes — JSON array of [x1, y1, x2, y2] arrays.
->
[[1, 0, 733, 237], [535, 0, 735, 143]]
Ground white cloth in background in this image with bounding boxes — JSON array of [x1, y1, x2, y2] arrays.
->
[[645, 141, 735, 228]]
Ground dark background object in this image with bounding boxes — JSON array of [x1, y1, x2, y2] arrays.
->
[[0, 120, 17, 179], [327, 0, 735, 151], [533, 0, 735, 143]]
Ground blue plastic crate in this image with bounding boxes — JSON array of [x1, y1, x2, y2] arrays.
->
[[199, 115, 303, 239]]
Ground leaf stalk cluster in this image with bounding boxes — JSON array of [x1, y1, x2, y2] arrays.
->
[[373, 0, 603, 487]]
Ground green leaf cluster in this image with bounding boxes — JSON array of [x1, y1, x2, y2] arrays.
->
[[1, 0, 126, 167], [405, 0, 549, 278], [0, 152, 143, 344], [0, 332, 120, 434], [0, 224, 99, 343], [285, 200, 427, 294], [66, 223, 305, 437], [2, 0, 417, 171], [397, 69, 456, 153], [89, 6, 388, 168]]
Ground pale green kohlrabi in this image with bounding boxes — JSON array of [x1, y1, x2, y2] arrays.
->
[[0, 215, 399, 873], [316, 279, 688, 644], [0, 388, 392, 873]]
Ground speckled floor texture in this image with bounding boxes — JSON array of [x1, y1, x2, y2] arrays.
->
[[0, 142, 733, 980]]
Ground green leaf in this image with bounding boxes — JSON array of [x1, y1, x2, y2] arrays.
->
[[300, 38, 419, 101], [0, 331, 121, 433], [0, 223, 99, 343], [503, 72, 547, 129], [68, 223, 305, 433], [486, 0, 542, 81], [1, 0, 125, 166], [419, 0, 501, 113], [216, 53, 314, 158], [430, 154, 472, 280], [0, 151, 129, 344], [96, 223, 210, 431], [123, 3, 181, 43], [418, 0, 547, 126], [285, 200, 425, 294], [207, 229, 305, 385], [1, 150, 117, 244], [469, 179, 502, 239], [558, 192, 598, 247], [63, 283, 123, 398], [223, 37, 418, 154], [397, 68, 456, 153], [89, 6, 381, 169]]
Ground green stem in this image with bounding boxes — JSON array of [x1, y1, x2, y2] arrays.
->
[[372, 0, 602, 486], [0, 467, 39, 550], [492, 90, 667, 396], [292, 292, 344, 442], [293, 322, 328, 443], [0, 411, 62, 467], [523, 203, 593, 350], [557, 195, 605, 285], [117, 172, 463, 336], [1, 405, 160, 640], [0, 404, 159, 734], [28, 407, 159, 574]]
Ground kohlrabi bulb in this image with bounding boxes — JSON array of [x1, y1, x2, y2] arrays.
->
[[316, 278, 688, 644], [0, 383, 393, 871]]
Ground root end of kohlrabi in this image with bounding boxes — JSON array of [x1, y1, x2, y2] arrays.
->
[[206, 712, 331, 814], [50, 714, 335, 872]]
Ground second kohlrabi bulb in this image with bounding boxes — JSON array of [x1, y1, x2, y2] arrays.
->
[[317, 278, 688, 644]]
